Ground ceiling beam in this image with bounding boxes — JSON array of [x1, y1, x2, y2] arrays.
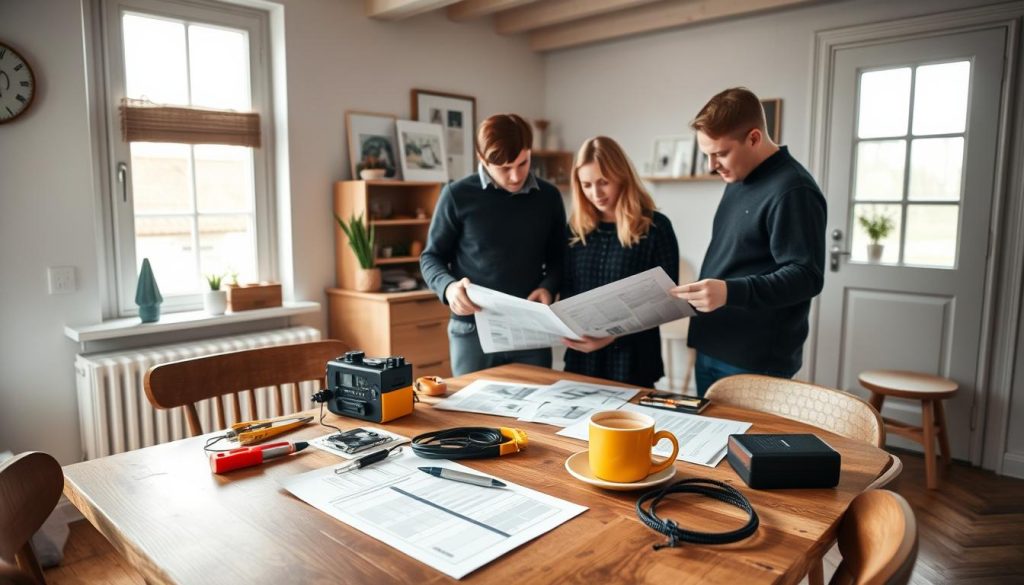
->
[[366, 0, 462, 21], [529, 0, 820, 52], [496, 0, 661, 35], [447, 0, 541, 22]]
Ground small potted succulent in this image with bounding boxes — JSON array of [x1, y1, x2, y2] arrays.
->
[[358, 156, 388, 181], [857, 212, 895, 263], [335, 212, 380, 292], [203, 273, 228, 315]]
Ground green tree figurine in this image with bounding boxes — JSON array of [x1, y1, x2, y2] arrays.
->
[[135, 258, 163, 323]]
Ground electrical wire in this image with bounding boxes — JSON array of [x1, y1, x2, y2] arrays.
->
[[635, 478, 759, 550]]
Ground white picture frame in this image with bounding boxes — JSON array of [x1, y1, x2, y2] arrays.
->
[[396, 120, 449, 182], [411, 89, 476, 182], [345, 111, 402, 180], [652, 135, 695, 177]]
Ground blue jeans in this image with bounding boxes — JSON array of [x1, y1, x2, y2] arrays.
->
[[694, 352, 795, 398], [448, 319, 552, 376]]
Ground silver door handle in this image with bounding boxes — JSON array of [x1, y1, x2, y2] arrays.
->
[[830, 245, 851, 272]]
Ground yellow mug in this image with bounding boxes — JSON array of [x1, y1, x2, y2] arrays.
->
[[589, 410, 679, 483]]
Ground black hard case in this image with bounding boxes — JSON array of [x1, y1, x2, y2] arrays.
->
[[727, 434, 841, 489]]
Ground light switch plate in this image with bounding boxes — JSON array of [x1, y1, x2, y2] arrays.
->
[[48, 266, 76, 294]]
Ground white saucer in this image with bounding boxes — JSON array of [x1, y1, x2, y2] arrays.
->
[[564, 450, 676, 491]]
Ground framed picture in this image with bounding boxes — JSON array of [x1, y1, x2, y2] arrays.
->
[[396, 120, 449, 182], [411, 89, 476, 182], [761, 98, 782, 143], [651, 135, 695, 177], [345, 111, 401, 180]]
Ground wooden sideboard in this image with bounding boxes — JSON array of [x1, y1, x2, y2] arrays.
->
[[326, 288, 451, 378]]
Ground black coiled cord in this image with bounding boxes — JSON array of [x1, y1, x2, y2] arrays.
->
[[636, 478, 759, 550], [411, 427, 508, 459]]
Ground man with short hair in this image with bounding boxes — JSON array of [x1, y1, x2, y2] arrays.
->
[[672, 88, 826, 396], [420, 113, 566, 376]]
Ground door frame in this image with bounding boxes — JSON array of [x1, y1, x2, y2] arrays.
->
[[807, 2, 1024, 470]]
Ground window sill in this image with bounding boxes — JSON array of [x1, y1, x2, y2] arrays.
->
[[64, 301, 321, 343]]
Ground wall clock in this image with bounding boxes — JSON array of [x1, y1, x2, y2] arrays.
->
[[0, 42, 36, 124]]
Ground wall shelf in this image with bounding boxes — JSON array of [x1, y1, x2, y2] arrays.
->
[[371, 218, 431, 226], [642, 174, 720, 183], [375, 255, 419, 265]]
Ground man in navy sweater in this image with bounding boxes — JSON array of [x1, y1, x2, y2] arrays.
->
[[672, 88, 826, 396], [420, 114, 566, 376]]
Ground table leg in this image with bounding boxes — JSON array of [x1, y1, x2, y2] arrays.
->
[[807, 557, 824, 585], [934, 399, 952, 466], [922, 400, 937, 489], [868, 392, 885, 413]]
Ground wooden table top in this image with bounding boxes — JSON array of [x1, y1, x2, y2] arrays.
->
[[858, 369, 958, 399], [63, 364, 890, 585]]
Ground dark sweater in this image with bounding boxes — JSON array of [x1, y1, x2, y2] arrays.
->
[[420, 172, 566, 322], [688, 147, 826, 374], [562, 212, 679, 387]]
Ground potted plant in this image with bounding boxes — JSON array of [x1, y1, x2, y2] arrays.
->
[[203, 273, 228, 315], [857, 212, 895, 262], [335, 212, 381, 292], [358, 156, 388, 181]]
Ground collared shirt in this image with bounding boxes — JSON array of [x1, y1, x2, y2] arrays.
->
[[478, 163, 540, 194]]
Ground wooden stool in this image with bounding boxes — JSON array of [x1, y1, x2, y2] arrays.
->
[[858, 369, 958, 489]]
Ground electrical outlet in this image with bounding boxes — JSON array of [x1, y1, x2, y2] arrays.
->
[[48, 266, 77, 294]]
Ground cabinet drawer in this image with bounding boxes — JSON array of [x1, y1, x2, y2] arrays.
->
[[413, 359, 451, 380], [390, 296, 450, 325], [392, 320, 448, 365]]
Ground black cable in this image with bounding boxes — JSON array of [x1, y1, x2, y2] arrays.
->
[[317, 399, 344, 436], [411, 427, 508, 459], [636, 479, 759, 550]]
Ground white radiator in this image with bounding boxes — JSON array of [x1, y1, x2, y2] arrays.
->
[[74, 326, 321, 460]]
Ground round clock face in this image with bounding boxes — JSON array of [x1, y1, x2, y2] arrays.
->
[[0, 42, 35, 124]]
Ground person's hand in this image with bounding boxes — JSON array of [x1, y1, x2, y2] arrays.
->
[[527, 287, 553, 305], [562, 335, 615, 353], [671, 279, 728, 312], [444, 278, 481, 316]]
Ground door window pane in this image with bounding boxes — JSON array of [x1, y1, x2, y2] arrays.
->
[[198, 215, 257, 285], [852, 204, 901, 264], [912, 61, 970, 136], [122, 14, 188, 104], [857, 68, 911, 139], [188, 24, 250, 110], [904, 205, 958, 267], [130, 143, 193, 213], [195, 145, 254, 213], [854, 140, 905, 201], [135, 216, 196, 296], [908, 137, 964, 201]]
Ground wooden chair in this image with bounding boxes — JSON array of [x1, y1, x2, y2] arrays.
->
[[830, 490, 918, 585], [0, 560, 38, 585], [145, 340, 347, 436], [660, 258, 697, 391], [0, 452, 64, 585]]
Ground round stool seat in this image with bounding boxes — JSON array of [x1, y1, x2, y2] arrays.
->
[[858, 369, 958, 400]]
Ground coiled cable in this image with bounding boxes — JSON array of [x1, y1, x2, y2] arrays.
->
[[635, 478, 759, 550]]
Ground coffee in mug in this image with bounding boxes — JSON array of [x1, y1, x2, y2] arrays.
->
[[589, 410, 679, 483]]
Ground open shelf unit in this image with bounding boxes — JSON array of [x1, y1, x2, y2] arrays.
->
[[642, 174, 720, 183], [532, 150, 573, 192]]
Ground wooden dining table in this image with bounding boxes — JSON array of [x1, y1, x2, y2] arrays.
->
[[62, 364, 890, 584]]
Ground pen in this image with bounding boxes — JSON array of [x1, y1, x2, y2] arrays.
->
[[210, 441, 309, 474], [418, 466, 507, 489], [335, 446, 402, 474], [641, 396, 702, 407]]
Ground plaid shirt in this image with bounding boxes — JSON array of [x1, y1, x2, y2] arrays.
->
[[561, 212, 679, 387]]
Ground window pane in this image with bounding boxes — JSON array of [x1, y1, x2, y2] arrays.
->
[[852, 204, 901, 264], [123, 14, 188, 105], [198, 215, 257, 286], [857, 67, 911, 139], [853, 140, 905, 201], [909, 137, 964, 201], [130, 142, 193, 213], [913, 61, 970, 136], [905, 205, 958, 267], [188, 24, 251, 110], [195, 145, 254, 212], [135, 216, 196, 296]]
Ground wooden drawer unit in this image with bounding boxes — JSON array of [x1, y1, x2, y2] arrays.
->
[[327, 288, 451, 379]]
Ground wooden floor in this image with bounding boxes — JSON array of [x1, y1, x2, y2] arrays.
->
[[45, 450, 1024, 585]]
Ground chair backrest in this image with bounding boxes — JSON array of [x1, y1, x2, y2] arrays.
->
[[830, 490, 918, 585], [0, 451, 64, 584], [866, 453, 903, 491], [706, 374, 885, 447], [0, 560, 38, 585], [145, 339, 348, 436]]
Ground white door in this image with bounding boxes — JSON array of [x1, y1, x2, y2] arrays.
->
[[813, 28, 1007, 460]]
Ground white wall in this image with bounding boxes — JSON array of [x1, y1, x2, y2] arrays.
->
[[0, 0, 543, 464]]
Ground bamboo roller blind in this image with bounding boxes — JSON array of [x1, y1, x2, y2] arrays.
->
[[120, 98, 261, 147]]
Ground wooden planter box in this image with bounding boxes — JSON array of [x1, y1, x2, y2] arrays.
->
[[226, 283, 282, 311]]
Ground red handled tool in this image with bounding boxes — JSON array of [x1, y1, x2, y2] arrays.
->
[[210, 441, 309, 474]]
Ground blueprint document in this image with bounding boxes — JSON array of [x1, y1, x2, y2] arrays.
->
[[282, 450, 586, 580], [466, 267, 695, 353]]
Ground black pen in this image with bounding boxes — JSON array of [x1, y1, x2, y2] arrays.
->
[[418, 466, 507, 488], [334, 446, 402, 474]]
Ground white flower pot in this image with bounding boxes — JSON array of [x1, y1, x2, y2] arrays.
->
[[867, 243, 884, 263], [204, 290, 228, 315], [359, 168, 387, 180]]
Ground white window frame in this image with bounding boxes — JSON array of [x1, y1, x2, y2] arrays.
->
[[98, 0, 276, 316]]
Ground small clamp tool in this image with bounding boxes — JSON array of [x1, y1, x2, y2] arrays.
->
[[225, 415, 314, 445]]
